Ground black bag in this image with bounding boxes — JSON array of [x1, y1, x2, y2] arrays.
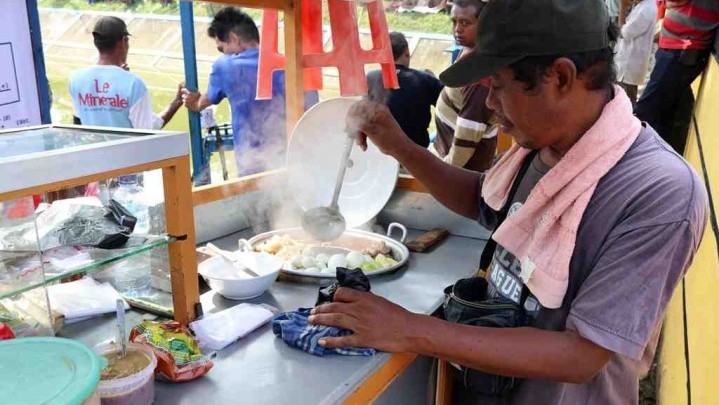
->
[[443, 277, 528, 397], [442, 151, 538, 398], [46, 200, 137, 250]]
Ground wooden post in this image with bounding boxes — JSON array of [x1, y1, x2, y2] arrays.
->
[[284, 0, 305, 141], [341, 352, 418, 404], [435, 360, 454, 405], [162, 156, 200, 324]]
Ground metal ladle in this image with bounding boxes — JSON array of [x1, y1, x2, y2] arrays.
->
[[302, 135, 354, 241]]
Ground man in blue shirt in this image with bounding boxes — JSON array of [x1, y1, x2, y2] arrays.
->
[[69, 16, 182, 130], [182, 7, 318, 177]]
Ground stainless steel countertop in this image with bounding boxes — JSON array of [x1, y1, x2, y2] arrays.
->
[[61, 228, 484, 405]]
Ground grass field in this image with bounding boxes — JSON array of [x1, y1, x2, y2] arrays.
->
[[46, 53, 228, 133], [38, 0, 452, 34]]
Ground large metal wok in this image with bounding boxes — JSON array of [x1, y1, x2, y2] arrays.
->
[[238, 223, 410, 279]]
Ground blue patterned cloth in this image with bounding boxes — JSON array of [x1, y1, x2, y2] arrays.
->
[[272, 308, 376, 357]]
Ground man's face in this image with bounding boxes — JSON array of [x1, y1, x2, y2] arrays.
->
[[451, 5, 479, 47], [486, 67, 563, 150], [215, 32, 243, 55]]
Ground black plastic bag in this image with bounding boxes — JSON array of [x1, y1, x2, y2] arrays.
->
[[44, 200, 137, 250], [315, 267, 371, 306]]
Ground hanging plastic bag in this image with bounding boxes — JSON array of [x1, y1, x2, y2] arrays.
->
[[0, 199, 137, 251]]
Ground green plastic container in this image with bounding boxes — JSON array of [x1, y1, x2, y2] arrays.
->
[[0, 337, 106, 405]]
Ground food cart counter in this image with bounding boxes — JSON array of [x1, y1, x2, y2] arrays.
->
[[61, 227, 484, 404]]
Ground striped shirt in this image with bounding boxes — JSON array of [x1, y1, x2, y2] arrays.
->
[[433, 77, 498, 172], [659, 0, 719, 50]]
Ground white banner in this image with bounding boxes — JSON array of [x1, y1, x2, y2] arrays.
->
[[0, 0, 42, 130]]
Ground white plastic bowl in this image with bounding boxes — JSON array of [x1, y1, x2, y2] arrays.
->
[[198, 252, 283, 300]]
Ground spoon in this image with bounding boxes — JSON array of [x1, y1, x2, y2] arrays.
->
[[116, 299, 127, 357], [302, 135, 354, 241], [206, 243, 260, 277]]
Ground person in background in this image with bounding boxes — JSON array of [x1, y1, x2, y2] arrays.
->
[[181, 7, 318, 177], [616, 0, 658, 103], [433, 0, 497, 172], [608, 0, 633, 27], [69, 16, 182, 129], [366, 32, 443, 148], [634, 0, 719, 153], [67, 16, 182, 202]]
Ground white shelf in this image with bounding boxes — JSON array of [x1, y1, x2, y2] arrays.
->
[[0, 124, 189, 194]]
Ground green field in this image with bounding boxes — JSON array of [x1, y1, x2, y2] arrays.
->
[[47, 54, 238, 179], [38, 0, 452, 35]]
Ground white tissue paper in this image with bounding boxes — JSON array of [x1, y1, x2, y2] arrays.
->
[[47, 277, 129, 321], [190, 303, 276, 351]]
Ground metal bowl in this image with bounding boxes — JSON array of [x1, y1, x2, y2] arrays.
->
[[239, 223, 410, 279]]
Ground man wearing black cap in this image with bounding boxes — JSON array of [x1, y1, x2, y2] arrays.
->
[[69, 16, 182, 129], [309, 1, 708, 404]]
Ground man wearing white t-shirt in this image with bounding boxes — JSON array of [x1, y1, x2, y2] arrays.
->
[[69, 16, 182, 130]]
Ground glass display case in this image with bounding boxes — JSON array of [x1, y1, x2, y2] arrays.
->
[[0, 125, 199, 336]]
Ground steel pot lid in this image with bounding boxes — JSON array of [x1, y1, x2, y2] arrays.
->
[[287, 98, 399, 229]]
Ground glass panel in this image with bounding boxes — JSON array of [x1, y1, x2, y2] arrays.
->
[[0, 171, 174, 309], [0, 127, 137, 159], [93, 249, 175, 318], [0, 196, 54, 336], [0, 289, 55, 337], [84, 219, 174, 316], [0, 236, 174, 301], [0, 196, 44, 300]]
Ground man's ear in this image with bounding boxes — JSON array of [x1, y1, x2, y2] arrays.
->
[[229, 31, 241, 45], [548, 57, 577, 94]]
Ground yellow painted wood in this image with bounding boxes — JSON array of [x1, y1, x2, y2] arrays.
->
[[658, 285, 689, 405], [659, 59, 719, 405]]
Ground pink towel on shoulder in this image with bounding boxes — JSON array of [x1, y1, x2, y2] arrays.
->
[[481, 87, 642, 309]]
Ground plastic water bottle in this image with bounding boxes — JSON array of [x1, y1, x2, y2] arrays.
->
[[112, 175, 150, 235]]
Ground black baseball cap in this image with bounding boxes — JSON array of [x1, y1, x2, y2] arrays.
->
[[92, 16, 131, 41], [440, 0, 610, 88]]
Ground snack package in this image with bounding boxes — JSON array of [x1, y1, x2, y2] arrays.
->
[[129, 320, 213, 382]]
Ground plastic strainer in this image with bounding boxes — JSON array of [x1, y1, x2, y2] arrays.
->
[[287, 98, 399, 229]]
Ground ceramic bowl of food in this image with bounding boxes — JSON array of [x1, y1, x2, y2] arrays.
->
[[198, 251, 283, 300]]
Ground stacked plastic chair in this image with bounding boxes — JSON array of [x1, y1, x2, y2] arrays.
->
[[257, 0, 399, 99]]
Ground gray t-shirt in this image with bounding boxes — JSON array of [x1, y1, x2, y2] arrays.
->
[[486, 154, 550, 319], [477, 126, 708, 405]]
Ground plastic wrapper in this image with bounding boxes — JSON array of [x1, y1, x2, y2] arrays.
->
[[0, 200, 136, 252], [190, 303, 277, 351], [129, 320, 214, 382], [46, 277, 129, 321]]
